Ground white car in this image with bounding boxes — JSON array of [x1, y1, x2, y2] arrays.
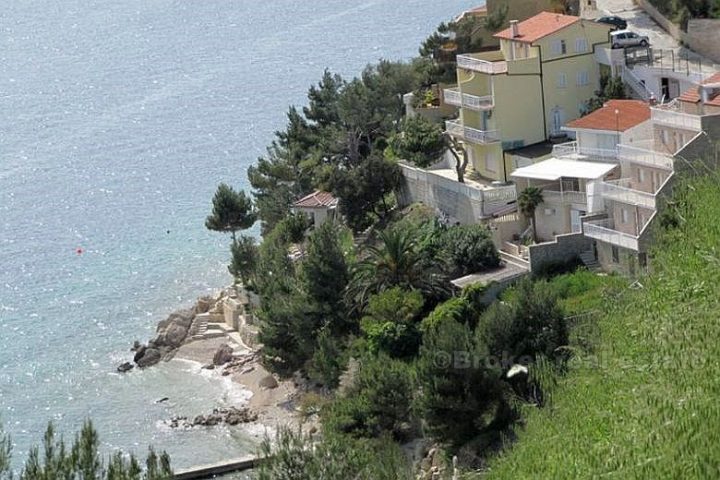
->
[[611, 30, 650, 49]]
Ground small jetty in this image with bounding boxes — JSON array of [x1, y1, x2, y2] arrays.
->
[[173, 456, 261, 479]]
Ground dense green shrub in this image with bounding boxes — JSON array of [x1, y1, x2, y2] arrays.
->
[[324, 355, 415, 440], [257, 428, 412, 480], [416, 316, 506, 446], [360, 287, 424, 358]]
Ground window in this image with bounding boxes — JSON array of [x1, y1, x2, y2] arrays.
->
[[552, 39, 567, 54], [621, 208, 629, 224], [661, 129, 669, 144], [575, 37, 588, 53], [557, 72, 567, 88], [639, 252, 648, 268], [612, 246, 619, 263], [576, 71, 589, 86]]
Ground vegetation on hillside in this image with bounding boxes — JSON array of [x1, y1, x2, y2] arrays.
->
[[482, 177, 720, 478], [0, 421, 171, 480], [649, 0, 720, 27]]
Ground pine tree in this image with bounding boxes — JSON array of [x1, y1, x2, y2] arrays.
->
[[205, 183, 257, 240]]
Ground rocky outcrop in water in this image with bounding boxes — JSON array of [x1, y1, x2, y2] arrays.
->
[[129, 295, 220, 369], [213, 343, 234, 366], [117, 362, 134, 373], [166, 407, 258, 429]]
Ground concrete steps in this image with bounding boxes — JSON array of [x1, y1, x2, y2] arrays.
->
[[579, 251, 601, 272]]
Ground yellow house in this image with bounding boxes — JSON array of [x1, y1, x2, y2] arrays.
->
[[445, 12, 611, 183]]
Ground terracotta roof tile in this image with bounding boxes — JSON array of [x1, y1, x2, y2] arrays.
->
[[292, 190, 338, 209], [678, 72, 720, 106], [494, 12, 580, 43], [565, 100, 650, 132]]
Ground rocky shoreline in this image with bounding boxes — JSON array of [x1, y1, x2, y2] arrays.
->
[[116, 286, 308, 438]]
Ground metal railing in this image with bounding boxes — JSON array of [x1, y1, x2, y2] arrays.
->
[[621, 67, 655, 101], [443, 88, 494, 110], [552, 141, 617, 160], [583, 219, 639, 251], [542, 189, 587, 205], [650, 105, 702, 131], [445, 120, 500, 145], [617, 144, 673, 170], [456, 54, 508, 74], [601, 178, 656, 209]]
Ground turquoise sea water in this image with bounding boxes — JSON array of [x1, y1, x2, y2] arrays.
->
[[0, 0, 478, 472]]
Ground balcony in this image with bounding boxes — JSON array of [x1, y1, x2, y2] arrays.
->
[[443, 88, 494, 111], [541, 189, 587, 206], [445, 120, 500, 145], [617, 145, 673, 170], [583, 219, 639, 251], [552, 141, 618, 161], [456, 53, 508, 75], [601, 179, 656, 209], [651, 104, 702, 131]]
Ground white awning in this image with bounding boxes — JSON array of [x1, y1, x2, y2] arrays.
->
[[510, 158, 618, 181]]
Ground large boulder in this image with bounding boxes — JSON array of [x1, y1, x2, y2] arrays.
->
[[154, 309, 194, 348], [158, 322, 188, 348], [136, 347, 162, 368], [258, 374, 278, 390], [213, 344, 234, 366]]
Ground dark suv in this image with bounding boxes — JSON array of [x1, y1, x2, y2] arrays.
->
[[595, 16, 627, 30]]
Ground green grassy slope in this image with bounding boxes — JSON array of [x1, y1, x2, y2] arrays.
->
[[483, 178, 720, 479]]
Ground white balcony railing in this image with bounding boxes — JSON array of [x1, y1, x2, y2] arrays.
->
[[617, 144, 674, 170], [601, 178, 656, 209], [445, 120, 500, 145], [443, 88, 494, 111], [552, 141, 618, 160], [456, 54, 508, 74], [583, 220, 640, 251], [542, 189, 587, 206], [651, 106, 702, 131]]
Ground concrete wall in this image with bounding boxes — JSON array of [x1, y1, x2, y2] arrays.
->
[[397, 164, 517, 224], [528, 232, 592, 272], [596, 240, 645, 276]]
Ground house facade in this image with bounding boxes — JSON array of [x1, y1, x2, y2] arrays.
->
[[445, 12, 612, 182]]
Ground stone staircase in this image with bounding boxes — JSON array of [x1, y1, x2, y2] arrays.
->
[[579, 250, 601, 272]]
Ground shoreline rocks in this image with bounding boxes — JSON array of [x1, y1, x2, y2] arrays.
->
[[166, 407, 258, 429]]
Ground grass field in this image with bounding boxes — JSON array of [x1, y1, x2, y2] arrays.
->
[[480, 178, 720, 479]]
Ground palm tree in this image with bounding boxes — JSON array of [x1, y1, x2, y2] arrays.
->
[[517, 186, 544, 243], [348, 228, 449, 309]]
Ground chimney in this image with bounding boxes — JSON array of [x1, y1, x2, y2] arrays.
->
[[510, 20, 519, 38]]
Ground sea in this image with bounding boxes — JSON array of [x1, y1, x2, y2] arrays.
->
[[0, 0, 478, 474]]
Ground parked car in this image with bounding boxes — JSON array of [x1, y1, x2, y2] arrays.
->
[[610, 30, 650, 49], [595, 15, 627, 30]]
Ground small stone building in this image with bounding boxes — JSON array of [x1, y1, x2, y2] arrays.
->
[[291, 190, 338, 229]]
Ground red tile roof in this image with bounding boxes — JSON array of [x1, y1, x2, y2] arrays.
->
[[292, 190, 338, 209], [565, 100, 650, 132], [678, 72, 720, 107], [494, 12, 580, 44]]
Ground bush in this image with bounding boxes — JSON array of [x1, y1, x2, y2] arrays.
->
[[324, 355, 415, 440], [416, 316, 506, 446], [360, 287, 424, 358], [441, 224, 500, 277], [478, 279, 568, 369], [257, 428, 412, 480]]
